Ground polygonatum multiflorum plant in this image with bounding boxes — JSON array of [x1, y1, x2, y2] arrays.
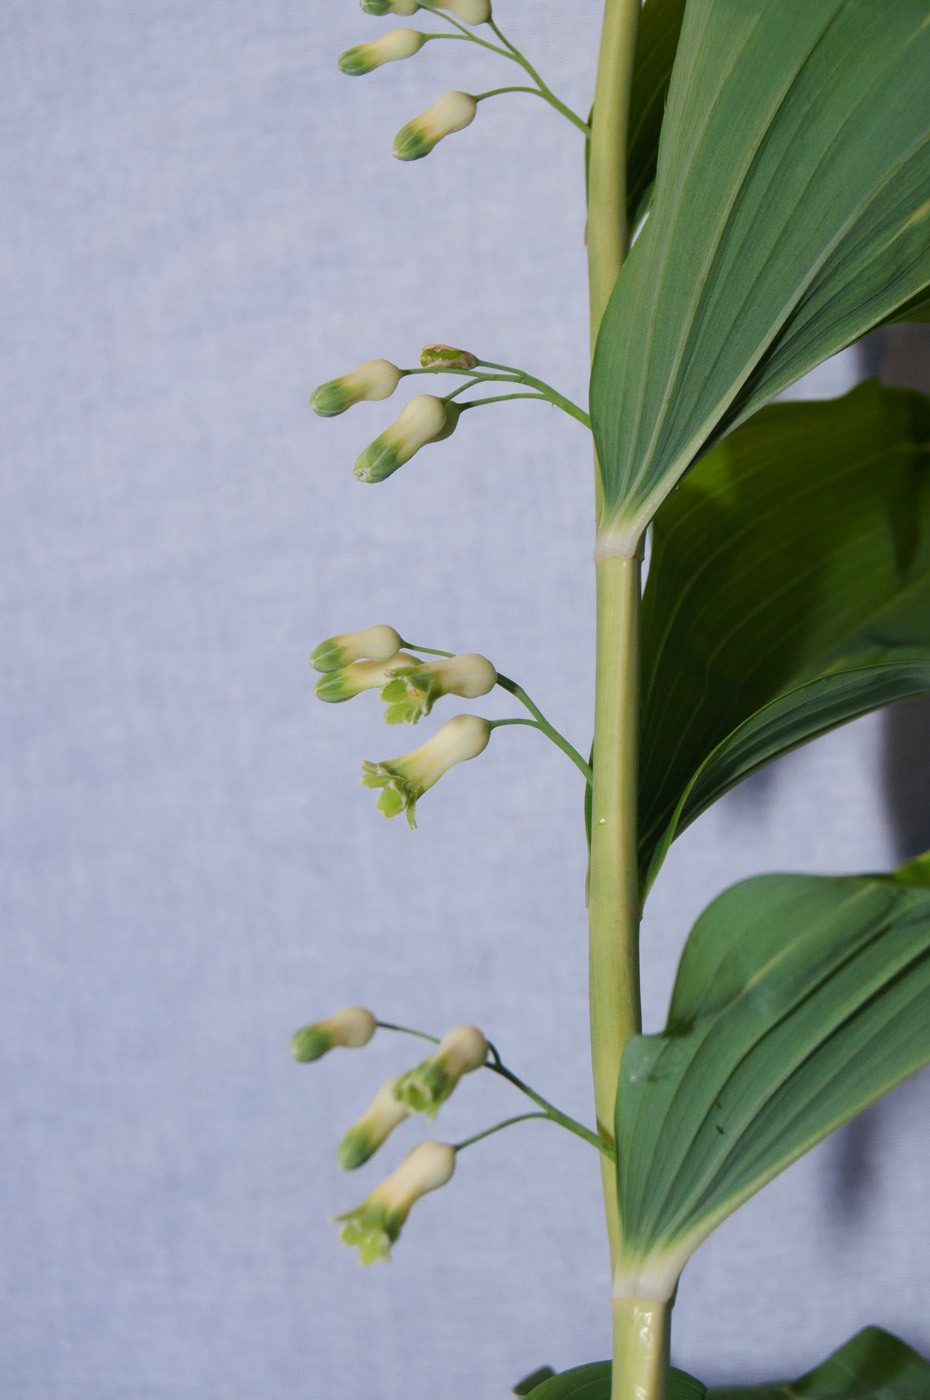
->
[[299, 3, 930, 1398]]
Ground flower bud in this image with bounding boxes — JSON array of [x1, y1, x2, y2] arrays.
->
[[335, 1141, 456, 1265], [379, 653, 497, 725], [361, 713, 491, 828], [310, 359, 402, 417], [337, 1076, 412, 1170], [315, 651, 419, 704], [434, 0, 491, 23], [338, 28, 426, 76], [394, 91, 477, 162], [360, 0, 420, 13], [311, 624, 403, 674], [394, 1025, 489, 1116], [354, 395, 459, 483], [291, 1006, 377, 1062], [420, 344, 478, 371]]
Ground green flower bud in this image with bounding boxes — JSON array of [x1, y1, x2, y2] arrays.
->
[[379, 653, 497, 725], [334, 1141, 456, 1265], [360, 0, 420, 14], [419, 343, 478, 371], [354, 395, 459, 483], [361, 713, 491, 828], [338, 27, 426, 76], [337, 1076, 412, 1170], [291, 1006, 377, 1062], [394, 91, 477, 162], [434, 0, 491, 23], [310, 359, 402, 417], [315, 651, 419, 704], [394, 1024, 489, 1116], [311, 624, 403, 674]]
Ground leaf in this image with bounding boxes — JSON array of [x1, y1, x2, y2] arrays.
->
[[590, 0, 930, 554], [614, 856, 930, 1295], [514, 1368, 557, 1396], [530, 1363, 705, 1400], [625, 0, 687, 226], [708, 1326, 930, 1400], [638, 381, 930, 891]]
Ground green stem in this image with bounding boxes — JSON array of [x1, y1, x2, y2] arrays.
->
[[458, 392, 549, 409], [610, 1298, 671, 1400], [485, 1046, 612, 1158], [375, 1019, 440, 1045], [496, 672, 593, 784], [454, 1112, 551, 1152], [406, 363, 590, 427]]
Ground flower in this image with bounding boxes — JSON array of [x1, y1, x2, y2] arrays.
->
[[310, 359, 402, 417], [360, 0, 420, 14], [379, 653, 497, 724], [337, 1076, 412, 1169], [291, 1006, 377, 1062], [311, 624, 403, 674], [335, 1141, 456, 1264], [393, 91, 478, 162], [434, 0, 491, 23], [420, 343, 478, 371], [354, 395, 459, 483], [361, 713, 492, 828], [394, 1025, 489, 1116], [315, 651, 419, 704], [338, 28, 426, 76]]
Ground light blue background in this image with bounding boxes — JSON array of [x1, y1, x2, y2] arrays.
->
[[2, 3, 930, 1397]]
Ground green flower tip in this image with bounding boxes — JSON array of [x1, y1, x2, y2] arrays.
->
[[338, 28, 426, 75], [420, 343, 478, 371], [354, 394, 451, 483], [311, 624, 403, 674], [394, 1024, 488, 1116], [393, 91, 477, 162], [335, 1141, 456, 1265], [291, 1006, 377, 1062], [310, 359, 401, 417], [315, 651, 418, 704], [361, 714, 492, 829], [379, 653, 497, 725], [359, 0, 419, 14]]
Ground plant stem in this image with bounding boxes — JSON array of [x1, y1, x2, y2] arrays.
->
[[611, 1298, 671, 1400], [496, 672, 593, 783], [454, 1113, 550, 1152]]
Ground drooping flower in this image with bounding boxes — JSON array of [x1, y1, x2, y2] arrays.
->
[[291, 1006, 377, 1062], [434, 0, 491, 24], [311, 624, 403, 674], [394, 1024, 489, 1116], [310, 359, 402, 417], [379, 653, 497, 724], [354, 395, 459, 483], [361, 713, 491, 828], [337, 1076, 412, 1169], [334, 1141, 456, 1264], [420, 343, 478, 371], [315, 651, 420, 704], [338, 28, 426, 76], [394, 92, 477, 162]]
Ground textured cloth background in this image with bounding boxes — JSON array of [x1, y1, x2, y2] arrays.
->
[[2, 3, 930, 1398]]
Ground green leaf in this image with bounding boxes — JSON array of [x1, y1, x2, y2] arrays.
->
[[513, 1367, 557, 1396], [708, 1326, 930, 1400], [614, 857, 930, 1295], [638, 381, 930, 891], [625, 0, 687, 226], [590, 0, 930, 553], [530, 1363, 705, 1400]]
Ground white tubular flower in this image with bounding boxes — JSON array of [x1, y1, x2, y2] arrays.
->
[[354, 395, 458, 483], [315, 651, 419, 704], [394, 1025, 489, 1116], [337, 1076, 412, 1170], [361, 713, 492, 828], [338, 28, 426, 76], [394, 91, 477, 162], [310, 359, 402, 417], [291, 1006, 377, 1062], [360, 0, 420, 14], [434, 0, 491, 23], [379, 653, 497, 725], [311, 624, 403, 674], [420, 343, 478, 371], [335, 1141, 456, 1265]]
